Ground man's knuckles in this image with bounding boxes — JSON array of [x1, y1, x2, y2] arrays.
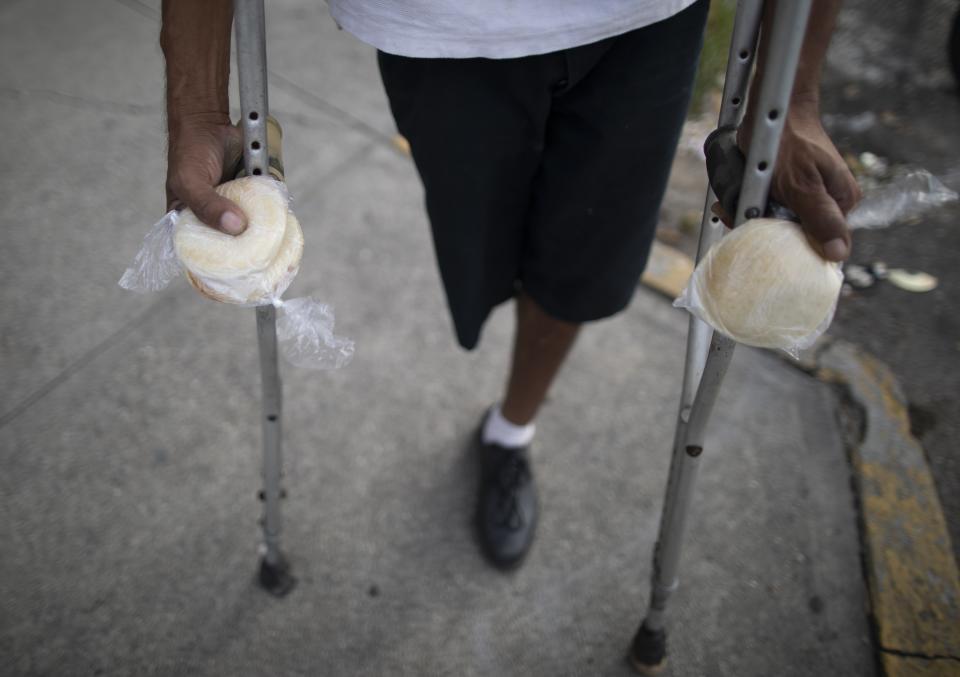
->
[[832, 183, 860, 215], [824, 171, 862, 214]]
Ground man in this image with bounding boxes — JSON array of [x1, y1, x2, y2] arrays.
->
[[161, 0, 860, 571]]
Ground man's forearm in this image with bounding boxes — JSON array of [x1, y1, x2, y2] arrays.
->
[[753, 0, 843, 116], [160, 0, 234, 125], [739, 0, 859, 262], [788, 0, 842, 112]]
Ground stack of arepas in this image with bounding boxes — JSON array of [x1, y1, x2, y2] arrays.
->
[[173, 177, 303, 304], [676, 218, 842, 354]]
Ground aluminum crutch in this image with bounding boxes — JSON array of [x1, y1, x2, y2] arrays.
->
[[235, 0, 295, 597], [629, 1, 812, 672]]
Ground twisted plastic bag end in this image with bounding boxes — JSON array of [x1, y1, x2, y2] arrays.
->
[[276, 297, 354, 370], [848, 169, 958, 230], [118, 210, 181, 292]]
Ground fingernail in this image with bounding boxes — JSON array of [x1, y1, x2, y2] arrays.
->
[[220, 211, 244, 235], [824, 238, 848, 261]]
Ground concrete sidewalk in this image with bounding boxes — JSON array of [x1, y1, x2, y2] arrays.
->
[[0, 1, 874, 675]]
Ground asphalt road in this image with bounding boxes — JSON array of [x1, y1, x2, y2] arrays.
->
[[821, 0, 960, 558]]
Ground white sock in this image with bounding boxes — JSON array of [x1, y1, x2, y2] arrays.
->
[[482, 404, 536, 448]]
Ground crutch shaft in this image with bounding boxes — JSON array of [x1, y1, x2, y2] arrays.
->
[[234, 1, 292, 594], [235, 0, 270, 178], [643, 1, 764, 635], [255, 305, 283, 563], [633, 2, 813, 668]]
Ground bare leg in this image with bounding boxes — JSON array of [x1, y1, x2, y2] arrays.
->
[[500, 293, 581, 426]]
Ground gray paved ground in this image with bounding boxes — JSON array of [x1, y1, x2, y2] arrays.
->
[[1, 1, 875, 675]]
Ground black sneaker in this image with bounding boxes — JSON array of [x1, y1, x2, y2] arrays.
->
[[474, 424, 539, 570]]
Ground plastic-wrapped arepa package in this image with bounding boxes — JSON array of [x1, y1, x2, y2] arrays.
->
[[674, 218, 843, 358], [119, 176, 353, 369], [674, 170, 958, 358]]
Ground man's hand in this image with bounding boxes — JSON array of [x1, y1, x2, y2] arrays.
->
[[161, 0, 242, 233], [740, 109, 861, 262], [166, 113, 246, 234], [742, 0, 860, 262]]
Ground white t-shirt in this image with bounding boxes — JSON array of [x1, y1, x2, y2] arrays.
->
[[326, 0, 699, 59]]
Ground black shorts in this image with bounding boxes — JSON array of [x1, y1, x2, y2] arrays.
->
[[378, 0, 709, 349]]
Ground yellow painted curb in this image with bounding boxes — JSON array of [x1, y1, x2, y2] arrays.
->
[[640, 241, 694, 299], [392, 134, 411, 156], [817, 341, 960, 669], [883, 654, 960, 677]]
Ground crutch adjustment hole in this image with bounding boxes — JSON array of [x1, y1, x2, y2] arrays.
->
[[251, 140, 261, 150], [758, 161, 768, 172], [252, 168, 263, 175], [738, 49, 749, 60], [249, 111, 259, 121], [731, 96, 741, 106], [267, 414, 277, 421], [745, 206, 761, 219], [711, 216, 720, 223], [686, 445, 703, 457], [767, 109, 779, 120]]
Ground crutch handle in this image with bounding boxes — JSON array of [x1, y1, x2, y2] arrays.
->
[[704, 126, 798, 224]]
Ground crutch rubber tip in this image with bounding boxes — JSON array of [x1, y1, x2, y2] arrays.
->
[[258, 554, 296, 597], [628, 624, 667, 676]]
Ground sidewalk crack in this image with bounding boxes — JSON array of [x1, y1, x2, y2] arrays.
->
[[112, 0, 157, 21], [0, 85, 349, 133], [881, 646, 960, 662], [0, 86, 160, 116], [110, 0, 394, 147], [0, 293, 176, 430]]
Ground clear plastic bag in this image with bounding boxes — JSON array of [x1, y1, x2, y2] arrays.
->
[[276, 297, 353, 369], [674, 218, 844, 359], [118, 210, 181, 293], [847, 169, 958, 229], [119, 202, 353, 371], [168, 178, 302, 305], [675, 169, 956, 357]]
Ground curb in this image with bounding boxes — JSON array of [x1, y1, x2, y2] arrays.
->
[[802, 338, 960, 676]]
